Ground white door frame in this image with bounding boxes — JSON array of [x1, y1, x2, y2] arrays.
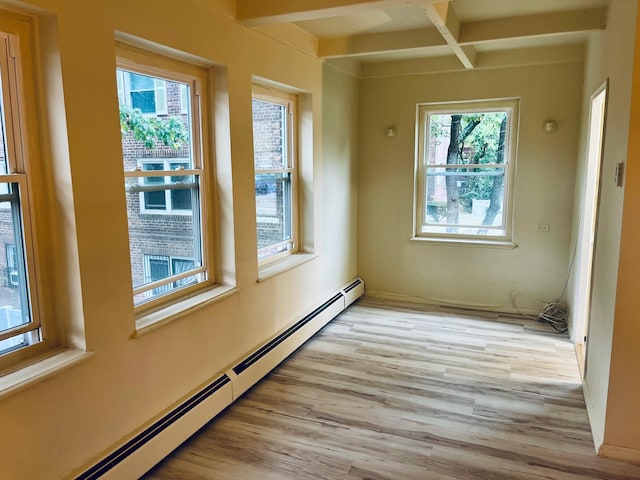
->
[[572, 80, 608, 352]]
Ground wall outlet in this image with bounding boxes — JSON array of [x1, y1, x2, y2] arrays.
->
[[536, 224, 550, 232]]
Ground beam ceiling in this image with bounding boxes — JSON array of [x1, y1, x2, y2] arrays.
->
[[236, 0, 439, 26], [237, 0, 607, 70]]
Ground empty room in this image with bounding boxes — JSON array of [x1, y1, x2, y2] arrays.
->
[[1, 0, 640, 479]]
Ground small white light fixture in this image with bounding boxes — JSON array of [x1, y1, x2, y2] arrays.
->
[[543, 120, 558, 133], [386, 126, 397, 138]]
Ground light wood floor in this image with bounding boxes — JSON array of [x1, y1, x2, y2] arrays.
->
[[143, 298, 640, 479]]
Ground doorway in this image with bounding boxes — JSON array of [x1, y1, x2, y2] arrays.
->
[[573, 80, 608, 375]]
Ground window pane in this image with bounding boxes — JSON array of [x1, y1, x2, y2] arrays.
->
[[0, 186, 31, 336], [125, 174, 203, 304], [252, 98, 288, 170], [427, 112, 508, 167], [423, 166, 506, 236], [256, 172, 292, 257], [118, 69, 192, 168]]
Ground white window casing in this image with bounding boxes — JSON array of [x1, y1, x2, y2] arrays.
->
[[413, 98, 519, 244]]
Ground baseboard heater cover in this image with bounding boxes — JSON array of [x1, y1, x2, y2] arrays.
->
[[232, 292, 344, 376], [75, 277, 363, 479], [76, 374, 231, 480], [343, 278, 362, 293]]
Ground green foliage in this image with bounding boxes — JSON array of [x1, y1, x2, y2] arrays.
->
[[459, 112, 506, 209], [430, 112, 506, 211], [119, 105, 188, 150], [465, 112, 505, 165]]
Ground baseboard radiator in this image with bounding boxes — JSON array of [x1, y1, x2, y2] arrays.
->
[[75, 277, 364, 480]]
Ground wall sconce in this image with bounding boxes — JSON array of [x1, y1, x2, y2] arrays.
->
[[386, 127, 397, 138], [543, 120, 558, 133]]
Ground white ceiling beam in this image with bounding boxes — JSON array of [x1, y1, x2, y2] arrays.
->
[[423, 1, 475, 69], [360, 44, 585, 79], [318, 27, 446, 58], [236, 0, 443, 26], [361, 55, 464, 78], [475, 44, 585, 70], [459, 8, 607, 45]]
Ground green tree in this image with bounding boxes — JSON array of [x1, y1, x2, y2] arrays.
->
[[480, 115, 507, 227], [431, 112, 506, 231], [444, 114, 482, 227], [119, 105, 188, 150]]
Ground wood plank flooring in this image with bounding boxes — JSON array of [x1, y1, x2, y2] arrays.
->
[[143, 298, 640, 479]]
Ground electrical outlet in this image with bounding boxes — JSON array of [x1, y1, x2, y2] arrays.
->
[[536, 224, 550, 232]]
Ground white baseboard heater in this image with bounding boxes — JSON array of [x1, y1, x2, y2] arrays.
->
[[75, 277, 364, 480]]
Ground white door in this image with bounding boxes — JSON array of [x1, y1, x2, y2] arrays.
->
[[573, 80, 608, 369]]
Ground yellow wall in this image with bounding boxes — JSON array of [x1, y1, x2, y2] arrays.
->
[[0, 1, 359, 478], [567, 0, 638, 451], [603, 1, 640, 459], [358, 62, 583, 312]]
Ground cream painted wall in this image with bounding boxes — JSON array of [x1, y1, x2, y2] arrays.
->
[[321, 63, 359, 282], [358, 63, 582, 312], [566, 0, 637, 451], [0, 1, 359, 479], [603, 1, 640, 459]]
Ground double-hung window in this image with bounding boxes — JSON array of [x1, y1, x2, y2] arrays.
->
[[117, 49, 211, 308], [116, 70, 167, 115], [0, 25, 45, 363], [252, 86, 298, 263], [414, 99, 519, 242]]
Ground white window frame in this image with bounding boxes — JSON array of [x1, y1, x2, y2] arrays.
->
[[142, 254, 196, 298], [252, 85, 299, 265], [117, 46, 214, 312], [137, 158, 193, 215], [116, 69, 167, 115], [0, 22, 48, 369], [414, 98, 519, 243]]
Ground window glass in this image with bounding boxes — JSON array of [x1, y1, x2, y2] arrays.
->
[[118, 62, 207, 306], [252, 89, 298, 263], [0, 184, 37, 355]]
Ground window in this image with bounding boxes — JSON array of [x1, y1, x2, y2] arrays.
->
[[143, 255, 195, 297], [0, 28, 44, 360], [138, 159, 192, 214], [252, 86, 298, 263], [117, 50, 212, 308], [117, 70, 167, 115], [414, 99, 518, 241]]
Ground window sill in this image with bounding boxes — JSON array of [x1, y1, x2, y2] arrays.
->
[[134, 284, 238, 336], [0, 348, 92, 399], [410, 236, 517, 249], [258, 252, 317, 282]]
